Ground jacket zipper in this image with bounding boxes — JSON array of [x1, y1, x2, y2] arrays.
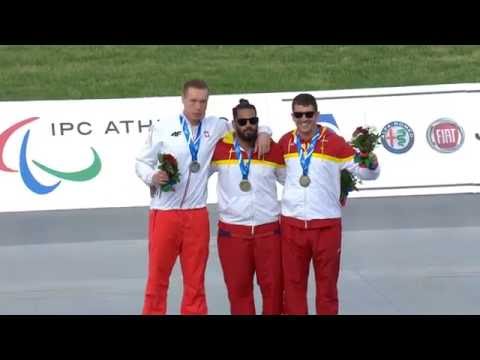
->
[[180, 169, 192, 208], [179, 123, 197, 209], [251, 190, 255, 236], [251, 175, 255, 235], [304, 184, 308, 229]]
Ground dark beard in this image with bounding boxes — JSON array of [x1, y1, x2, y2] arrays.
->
[[236, 129, 257, 144]]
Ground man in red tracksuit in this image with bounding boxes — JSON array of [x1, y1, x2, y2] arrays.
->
[[210, 99, 285, 315], [278, 93, 380, 315], [135, 80, 272, 315]]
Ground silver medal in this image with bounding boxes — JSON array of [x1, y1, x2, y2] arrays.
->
[[239, 179, 252, 192], [189, 161, 200, 173], [299, 175, 311, 187]]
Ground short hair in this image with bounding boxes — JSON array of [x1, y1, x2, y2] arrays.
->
[[182, 79, 209, 96], [232, 98, 257, 119], [291, 93, 318, 112]]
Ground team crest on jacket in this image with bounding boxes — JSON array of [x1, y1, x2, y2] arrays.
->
[[203, 130, 210, 138]]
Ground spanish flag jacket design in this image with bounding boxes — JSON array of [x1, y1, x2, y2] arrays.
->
[[278, 125, 380, 221], [211, 132, 286, 227]]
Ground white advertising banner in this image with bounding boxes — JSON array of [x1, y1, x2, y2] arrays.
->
[[1, 83, 479, 212]]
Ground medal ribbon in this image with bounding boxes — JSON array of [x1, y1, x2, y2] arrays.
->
[[295, 129, 320, 176], [180, 115, 202, 163], [234, 138, 253, 180]]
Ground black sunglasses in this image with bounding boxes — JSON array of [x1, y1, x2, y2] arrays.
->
[[293, 111, 316, 119], [236, 117, 259, 126]]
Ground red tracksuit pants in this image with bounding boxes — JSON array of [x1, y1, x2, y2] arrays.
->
[[281, 216, 342, 315], [142, 208, 210, 315], [217, 221, 283, 315]]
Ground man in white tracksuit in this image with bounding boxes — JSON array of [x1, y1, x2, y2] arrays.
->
[[210, 99, 286, 315], [278, 93, 380, 315]]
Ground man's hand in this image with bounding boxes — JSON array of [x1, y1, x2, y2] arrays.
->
[[368, 153, 379, 170], [255, 132, 271, 156], [152, 170, 169, 185], [358, 152, 379, 170]]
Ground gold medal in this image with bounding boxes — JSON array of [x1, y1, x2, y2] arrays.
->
[[239, 179, 252, 192], [189, 161, 200, 173], [299, 175, 311, 187]]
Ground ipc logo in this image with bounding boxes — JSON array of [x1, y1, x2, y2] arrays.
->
[[0, 117, 102, 195]]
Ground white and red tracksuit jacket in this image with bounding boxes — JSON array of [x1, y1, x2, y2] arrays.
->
[[135, 114, 272, 209], [279, 125, 380, 223], [135, 113, 232, 209], [210, 132, 286, 229]]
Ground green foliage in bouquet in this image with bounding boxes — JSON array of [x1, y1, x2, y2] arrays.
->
[[340, 169, 359, 206], [351, 127, 381, 154], [150, 154, 180, 197], [340, 127, 380, 206], [157, 153, 180, 192]]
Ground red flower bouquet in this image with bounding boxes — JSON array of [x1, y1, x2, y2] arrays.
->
[[351, 126, 380, 168], [150, 153, 181, 196], [340, 126, 380, 206]]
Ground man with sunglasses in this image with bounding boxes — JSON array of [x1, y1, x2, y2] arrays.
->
[[135, 82, 272, 315], [278, 93, 380, 315], [210, 99, 285, 315]]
